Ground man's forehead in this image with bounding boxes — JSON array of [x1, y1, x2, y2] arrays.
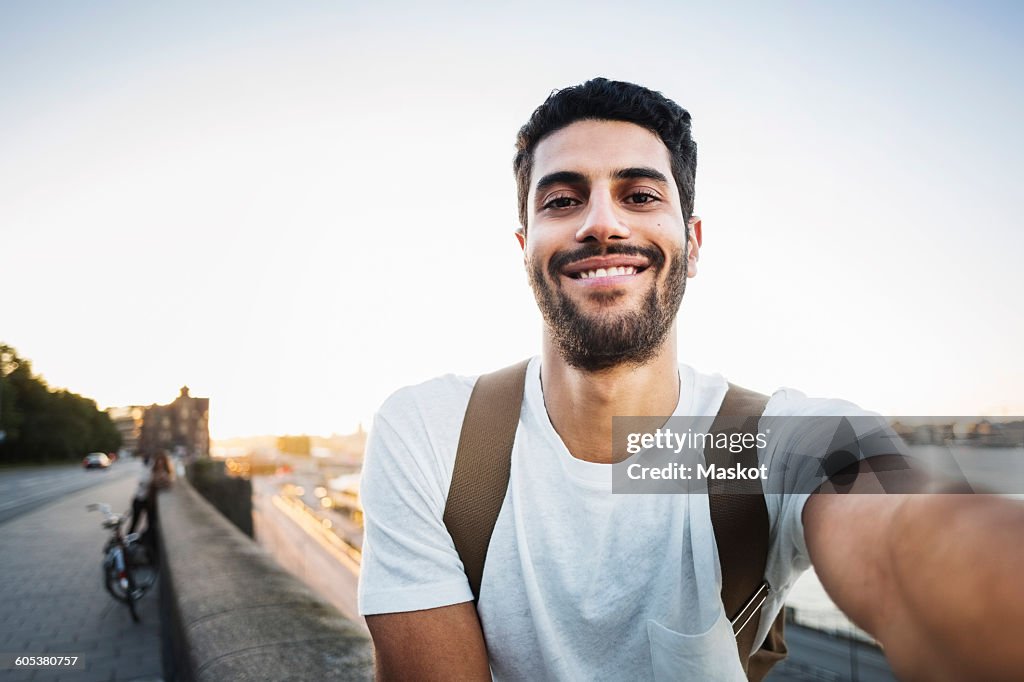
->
[[530, 119, 673, 187]]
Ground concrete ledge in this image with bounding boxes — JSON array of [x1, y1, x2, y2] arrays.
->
[[158, 479, 373, 681]]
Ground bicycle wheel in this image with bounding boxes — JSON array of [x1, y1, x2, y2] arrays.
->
[[103, 551, 130, 603]]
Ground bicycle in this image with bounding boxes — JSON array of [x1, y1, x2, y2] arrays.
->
[[87, 503, 159, 622]]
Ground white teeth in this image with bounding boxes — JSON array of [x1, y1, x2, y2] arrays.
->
[[575, 265, 642, 279]]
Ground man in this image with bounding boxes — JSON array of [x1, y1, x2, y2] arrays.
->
[[358, 78, 1024, 680]]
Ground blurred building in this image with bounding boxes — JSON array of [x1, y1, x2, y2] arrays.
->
[[138, 386, 210, 459], [106, 405, 146, 455], [277, 434, 312, 456], [314, 425, 367, 466]]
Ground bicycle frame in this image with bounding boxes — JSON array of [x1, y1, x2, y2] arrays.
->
[[89, 503, 158, 623]]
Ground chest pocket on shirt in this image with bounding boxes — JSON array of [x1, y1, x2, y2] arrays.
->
[[647, 608, 747, 682]]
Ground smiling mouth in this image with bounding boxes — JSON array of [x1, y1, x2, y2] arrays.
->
[[571, 265, 645, 279], [560, 254, 652, 282]]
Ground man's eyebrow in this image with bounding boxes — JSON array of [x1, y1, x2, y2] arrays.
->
[[534, 171, 587, 195], [614, 167, 670, 184]]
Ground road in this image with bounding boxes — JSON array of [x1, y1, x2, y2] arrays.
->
[[0, 460, 164, 681], [0, 462, 137, 524]]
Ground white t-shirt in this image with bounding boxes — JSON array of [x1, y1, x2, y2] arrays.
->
[[135, 466, 153, 501], [358, 357, 881, 681]]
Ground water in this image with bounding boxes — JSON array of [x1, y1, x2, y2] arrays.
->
[[909, 444, 1024, 495]]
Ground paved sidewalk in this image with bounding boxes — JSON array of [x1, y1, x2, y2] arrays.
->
[[0, 470, 163, 681]]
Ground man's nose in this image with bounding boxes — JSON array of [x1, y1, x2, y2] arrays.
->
[[575, 192, 631, 243]]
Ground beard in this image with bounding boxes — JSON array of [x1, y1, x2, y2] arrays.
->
[[527, 241, 688, 372]]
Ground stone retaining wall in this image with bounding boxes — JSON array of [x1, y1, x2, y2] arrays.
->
[[157, 479, 373, 681]]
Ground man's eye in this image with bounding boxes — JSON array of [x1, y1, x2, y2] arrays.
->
[[544, 196, 579, 210], [626, 191, 659, 205]]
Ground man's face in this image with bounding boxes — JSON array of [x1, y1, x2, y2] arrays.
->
[[520, 119, 699, 371]]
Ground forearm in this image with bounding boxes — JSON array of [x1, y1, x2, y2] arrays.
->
[[881, 494, 1024, 681]]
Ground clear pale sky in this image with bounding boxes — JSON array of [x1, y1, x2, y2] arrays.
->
[[2, 1, 1021, 438]]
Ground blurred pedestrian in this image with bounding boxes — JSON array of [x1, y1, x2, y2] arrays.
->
[[128, 450, 174, 538]]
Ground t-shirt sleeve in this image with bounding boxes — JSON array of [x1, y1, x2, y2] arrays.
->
[[357, 389, 475, 616], [758, 389, 906, 641]]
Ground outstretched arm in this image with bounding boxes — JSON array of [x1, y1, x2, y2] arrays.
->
[[366, 602, 491, 681], [804, 470, 1024, 681]]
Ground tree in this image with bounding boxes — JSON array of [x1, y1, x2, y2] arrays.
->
[[0, 345, 24, 447], [0, 343, 122, 465]]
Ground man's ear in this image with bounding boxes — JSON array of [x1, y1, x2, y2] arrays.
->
[[687, 215, 701, 277], [515, 229, 526, 252]]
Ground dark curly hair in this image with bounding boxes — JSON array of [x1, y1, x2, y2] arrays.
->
[[513, 77, 697, 231]]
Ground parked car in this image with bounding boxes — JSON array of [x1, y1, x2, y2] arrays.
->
[[82, 452, 111, 469]]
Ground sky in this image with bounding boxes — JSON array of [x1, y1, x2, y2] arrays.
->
[[1, 1, 1022, 438]]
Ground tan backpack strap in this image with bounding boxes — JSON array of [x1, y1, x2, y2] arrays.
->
[[706, 383, 774, 675], [443, 359, 531, 602]]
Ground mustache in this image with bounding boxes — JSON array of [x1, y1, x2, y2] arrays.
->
[[547, 243, 666, 280]]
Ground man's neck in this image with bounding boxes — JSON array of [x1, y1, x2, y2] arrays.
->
[[540, 331, 681, 464]]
